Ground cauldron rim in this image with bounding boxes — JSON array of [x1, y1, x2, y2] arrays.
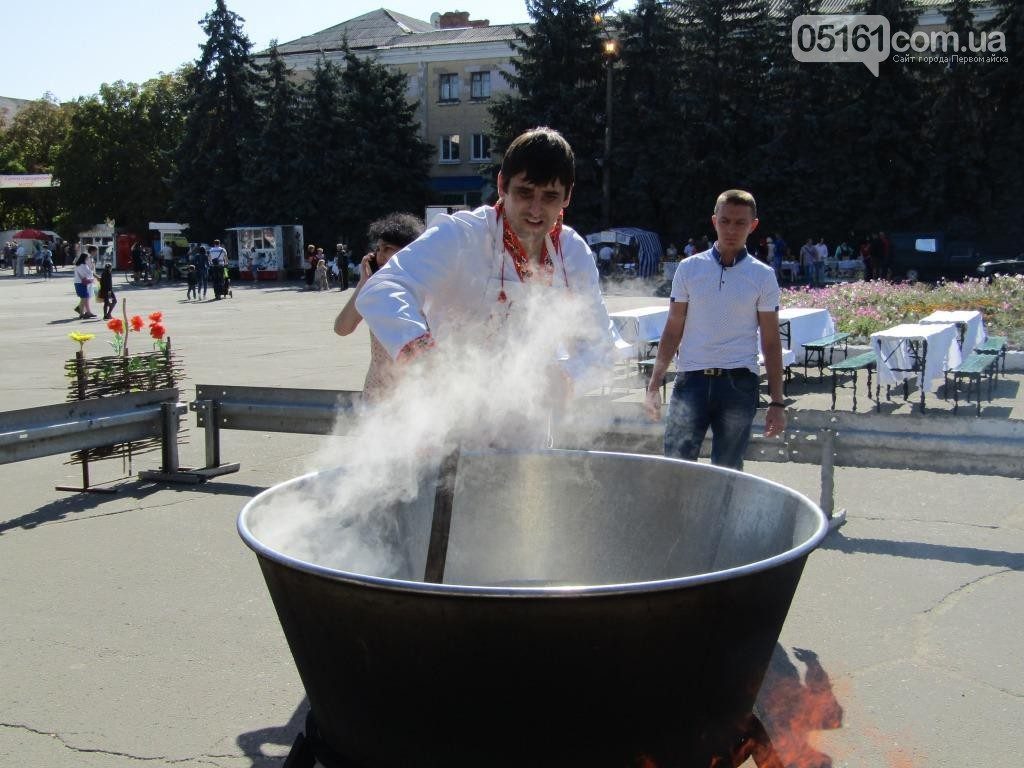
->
[[238, 449, 828, 597]]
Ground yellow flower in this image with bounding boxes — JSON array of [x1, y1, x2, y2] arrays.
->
[[68, 332, 95, 351]]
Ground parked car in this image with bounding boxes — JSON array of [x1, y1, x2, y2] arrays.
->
[[976, 258, 1024, 279], [888, 233, 1006, 282]]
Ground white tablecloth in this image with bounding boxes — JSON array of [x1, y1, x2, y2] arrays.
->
[[778, 307, 836, 351], [871, 323, 962, 389], [609, 306, 669, 344], [919, 310, 987, 353]]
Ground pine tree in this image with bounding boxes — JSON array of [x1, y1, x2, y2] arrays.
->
[[172, 0, 261, 239], [756, 0, 848, 241], [489, 0, 611, 232], [612, 0, 690, 237], [293, 55, 349, 249], [919, 0, 988, 239], [671, 0, 774, 234], [244, 43, 302, 224], [982, 0, 1024, 250], [333, 45, 432, 248], [826, 0, 925, 248]]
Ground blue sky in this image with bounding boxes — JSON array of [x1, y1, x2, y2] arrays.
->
[[1, 0, 630, 103]]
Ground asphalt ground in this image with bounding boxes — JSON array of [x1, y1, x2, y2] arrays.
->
[[1, 269, 1022, 767]]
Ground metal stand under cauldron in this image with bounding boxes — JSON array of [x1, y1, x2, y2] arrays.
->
[[240, 450, 827, 768]]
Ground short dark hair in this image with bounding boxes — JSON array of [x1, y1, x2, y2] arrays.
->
[[367, 213, 425, 250], [714, 189, 757, 219], [499, 126, 575, 195]]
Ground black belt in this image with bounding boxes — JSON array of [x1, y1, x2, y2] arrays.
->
[[697, 367, 749, 377]]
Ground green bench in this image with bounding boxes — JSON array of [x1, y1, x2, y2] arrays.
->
[[803, 331, 851, 377], [828, 351, 876, 411], [974, 336, 1007, 376], [944, 353, 997, 415]]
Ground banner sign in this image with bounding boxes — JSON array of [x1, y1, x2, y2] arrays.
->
[[0, 174, 59, 189]]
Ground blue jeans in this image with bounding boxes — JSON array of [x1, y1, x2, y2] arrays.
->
[[664, 369, 759, 470]]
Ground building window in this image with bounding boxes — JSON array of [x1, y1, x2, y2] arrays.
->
[[440, 134, 461, 163], [471, 134, 491, 162], [439, 73, 459, 102], [470, 71, 491, 100]]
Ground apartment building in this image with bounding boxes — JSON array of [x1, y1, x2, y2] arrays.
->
[[269, 9, 526, 208]]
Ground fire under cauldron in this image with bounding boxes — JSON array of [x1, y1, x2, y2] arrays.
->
[[239, 450, 828, 768]]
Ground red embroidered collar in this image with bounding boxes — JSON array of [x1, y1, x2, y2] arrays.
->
[[494, 200, 567, 302]]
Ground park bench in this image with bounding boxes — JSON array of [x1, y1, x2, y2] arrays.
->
[[944, 353, 998, 415], [803, 332, 850, 378], [828, 351, 876, 411], [974, 335, 1008, 376]]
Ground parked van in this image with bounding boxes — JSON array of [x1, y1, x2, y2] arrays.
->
[[888, 232, 999, 282]]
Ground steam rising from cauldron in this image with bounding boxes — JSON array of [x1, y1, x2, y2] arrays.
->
[[266, 287, 613, 574]]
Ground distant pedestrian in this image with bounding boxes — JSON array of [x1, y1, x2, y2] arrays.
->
[[40, 244, 54, 279], [15, 241, 26, 277], [192, 246, 209, 299], [73, 249, 97, 319], [186, 264, 198, 301], [315, 258, 329, 291], [335, 243, 350, 290], [304, 244, 317, 289], [209, 239, 227, 299], [98, 264, 117, 319]]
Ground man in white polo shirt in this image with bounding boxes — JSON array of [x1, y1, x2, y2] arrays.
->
[[643, 189, 786, 470]]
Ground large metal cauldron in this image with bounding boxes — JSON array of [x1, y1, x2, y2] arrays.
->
[[239, 450, 827, 768]]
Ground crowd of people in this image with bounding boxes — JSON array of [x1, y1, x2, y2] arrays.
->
[[665, 231, 893, 286]]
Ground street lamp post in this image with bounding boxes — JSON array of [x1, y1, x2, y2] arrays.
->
[[597, 24, 619, 229]]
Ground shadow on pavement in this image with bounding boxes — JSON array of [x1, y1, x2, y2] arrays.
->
[[757, 644, 843, 768], [823, 531, 1024, 570], [236, 697, 309, 767], [0, 479, 267, 535]]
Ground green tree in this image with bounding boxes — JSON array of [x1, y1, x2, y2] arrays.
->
[[244, 43, 303, 223], [669, 0, 774, 234], [0, 96, 72, 231], [295, 46, 432, 251], [294, 55, 349, 248], [489, 0, 612, 233], [54, 73, 188, 237], [982, 0, 1024, 250], [827, 0, 924, 245], [172, 0, 261, 239], [919, 0, 989, 239], [612, 0, 690, 237], [334, 45, 432, 248], [756, 0, 848, 241]]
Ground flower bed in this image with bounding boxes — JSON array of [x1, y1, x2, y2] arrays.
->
[[781, 276, 1024, 347]]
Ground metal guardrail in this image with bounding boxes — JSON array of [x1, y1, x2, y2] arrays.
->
[[0, 389, 190, 490], [190, 384, 359, 471], [556, 400, 1024, 518], [188, 385, 1024, 516], [0, 389, 182, 465]]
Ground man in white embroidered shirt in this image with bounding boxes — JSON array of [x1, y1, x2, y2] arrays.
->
[[355, 127, 615, 404], [644, 189, 786, 471]]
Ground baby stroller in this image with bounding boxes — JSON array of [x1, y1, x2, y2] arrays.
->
[[221, 266, 233, 299]]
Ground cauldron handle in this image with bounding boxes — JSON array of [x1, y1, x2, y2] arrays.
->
[[424, 445, 461, 583]]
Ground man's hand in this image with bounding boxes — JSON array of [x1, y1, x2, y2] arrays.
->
[[358, 253, 375, 284], [764, 404, 786, 438], [644, 387, 663, 422]]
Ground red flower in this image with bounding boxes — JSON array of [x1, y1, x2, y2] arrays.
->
[[130, 315, 145, 332], [148, 311, 163, 323], [107, 318, 125, 334], [150, 323, 167, 341]]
